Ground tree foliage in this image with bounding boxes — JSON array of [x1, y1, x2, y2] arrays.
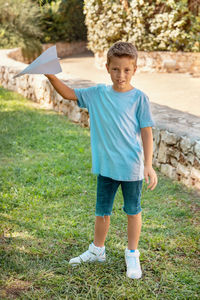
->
[[84, 0, 200, 53], [0, 0, 86, 56], [40, 0, 87, 43], [0, 0, 43, 59]]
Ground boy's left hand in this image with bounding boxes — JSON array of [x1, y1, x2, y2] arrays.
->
[[144, 166, 158, 190]]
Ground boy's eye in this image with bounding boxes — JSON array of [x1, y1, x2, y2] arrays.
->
[[125, 69, 130, 72]]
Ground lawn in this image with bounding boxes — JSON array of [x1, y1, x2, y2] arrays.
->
[[0, 86, 199, 300]]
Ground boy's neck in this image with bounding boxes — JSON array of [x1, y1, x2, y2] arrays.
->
[[112, 84, 135, 93]]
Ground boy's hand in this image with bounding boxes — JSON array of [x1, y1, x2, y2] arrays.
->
[[44, 74, 55, 79], [144, 166, 158, 190]]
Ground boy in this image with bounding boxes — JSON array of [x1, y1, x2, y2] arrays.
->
[[45, 42, 158, 279]]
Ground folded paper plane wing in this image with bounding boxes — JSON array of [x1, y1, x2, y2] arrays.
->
[[13, 45, 62, 78]]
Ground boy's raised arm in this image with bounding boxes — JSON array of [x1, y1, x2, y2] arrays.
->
[[45, 74, 77, 101]]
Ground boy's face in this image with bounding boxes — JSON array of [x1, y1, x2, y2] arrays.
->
[[106, 56, 137, 92]]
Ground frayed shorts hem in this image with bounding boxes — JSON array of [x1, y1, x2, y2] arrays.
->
[[123, 208, 142, 216], [95, 212, 112, 217]]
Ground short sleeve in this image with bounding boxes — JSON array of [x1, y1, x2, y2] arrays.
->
[[137, 93, 155, 128], [74, 85, 98, 110]]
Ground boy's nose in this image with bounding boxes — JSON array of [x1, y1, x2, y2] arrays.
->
[[118, 71, 125, 78]]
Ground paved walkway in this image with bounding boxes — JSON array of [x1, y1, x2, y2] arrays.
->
[[61, 52, 200, 117]]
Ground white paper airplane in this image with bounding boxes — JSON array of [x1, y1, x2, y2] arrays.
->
[[13, 45, 62, 78]]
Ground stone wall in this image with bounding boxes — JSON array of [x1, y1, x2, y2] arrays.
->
[[7, 44, 200, 77], [0, 49, 200, 191], [95, 51, 200, 77], [153, 128, 200, 189]]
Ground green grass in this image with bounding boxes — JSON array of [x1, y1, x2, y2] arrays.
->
[[0, 86, 199, 300]]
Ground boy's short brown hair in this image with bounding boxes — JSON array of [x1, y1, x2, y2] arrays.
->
[[107, 41, 138, 65]]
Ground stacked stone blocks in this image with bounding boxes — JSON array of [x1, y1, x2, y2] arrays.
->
[[153, 129, 200, 189]]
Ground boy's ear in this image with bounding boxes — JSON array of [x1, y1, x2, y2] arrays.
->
[[105, 63, 109, 73], [133, 65, 137, 74]]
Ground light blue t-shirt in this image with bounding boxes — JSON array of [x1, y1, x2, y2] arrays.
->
[[74, 84, 155, 181]]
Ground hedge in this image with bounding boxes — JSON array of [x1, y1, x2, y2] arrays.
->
[[40, 0, 87, 43], [0, 0, 42, 59], [84, 0, 200, 53], [0, 0, 87, 55]]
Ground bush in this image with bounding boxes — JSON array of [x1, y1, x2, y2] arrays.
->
[[40, 0, 87, 43], [0, 0, 43, 59], [84, 0, 200, 53], [0, 0, 86, 58]]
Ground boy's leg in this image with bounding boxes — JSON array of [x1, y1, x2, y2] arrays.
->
[[69, 175, 119, 265], [127, 212, 142, 250], [94, 216, 110, 247], [94, 175, 119, 246], [121, 180, 143, 279], [121, 180, 143, 249]]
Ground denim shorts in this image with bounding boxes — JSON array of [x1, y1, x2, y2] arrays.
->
[[95, 174, 143, 217]]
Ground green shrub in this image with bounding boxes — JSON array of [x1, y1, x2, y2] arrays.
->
[[40, 0, 87, 43], [0, 0, 43, 59], [84, 0, 200, 53], [0, 0, 86, 57]]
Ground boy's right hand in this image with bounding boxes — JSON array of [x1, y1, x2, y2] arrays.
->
[[44, 74, 55, 79]]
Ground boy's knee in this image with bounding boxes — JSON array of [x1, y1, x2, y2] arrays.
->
[[127, 212, 141, 219], [96, 215, 110, 220]]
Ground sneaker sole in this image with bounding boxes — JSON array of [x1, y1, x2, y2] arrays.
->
[[69, 257, 106, 266], [126, 272, 142, 279]]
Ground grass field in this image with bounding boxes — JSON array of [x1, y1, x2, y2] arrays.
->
[[0, 86, 199, 299]]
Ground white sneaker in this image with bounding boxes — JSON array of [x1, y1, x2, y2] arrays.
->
[[69, 243, 106, 266], [125, 248, 142, 279]]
